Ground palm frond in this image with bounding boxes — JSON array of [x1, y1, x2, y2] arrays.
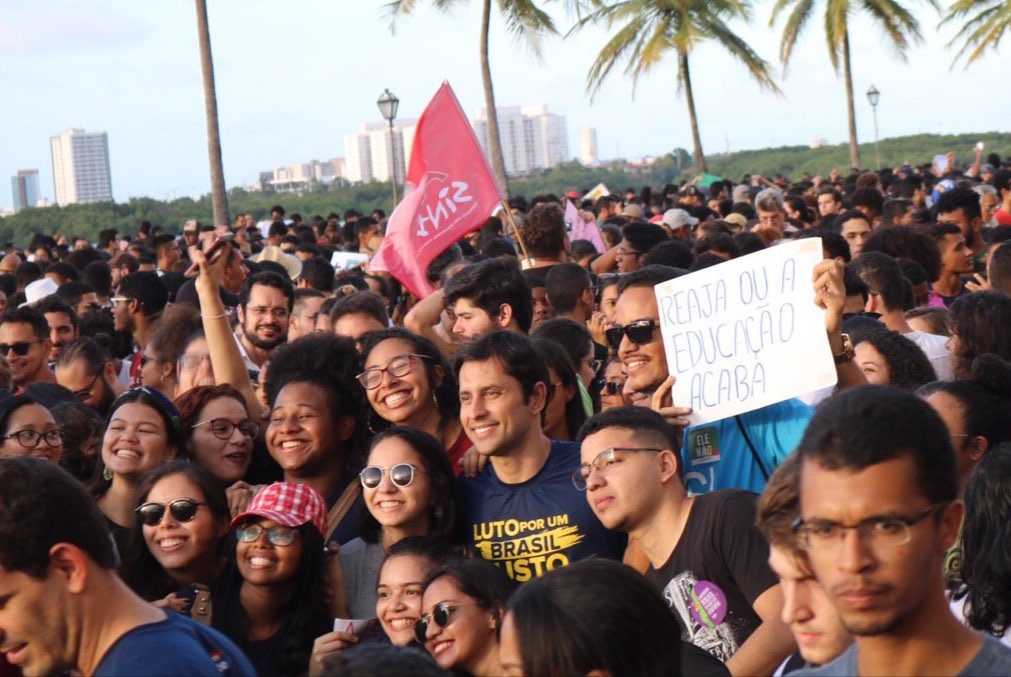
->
[[942, 0, 1011, 66], [500, 0, 559, 58], [704, 15, 782, 92], [774, 0, 815, 68]]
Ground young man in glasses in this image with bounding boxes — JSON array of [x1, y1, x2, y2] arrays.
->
[[0, 307, 55, 393], [455, 332, 625, 583], [114, 271, 168, 388], [0, 457, 254, 676], [578, 406, 795, 675], [235, 271, 293, 379], [792, 386, 1011, 676]]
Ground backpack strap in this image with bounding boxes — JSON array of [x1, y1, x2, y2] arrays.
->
[[325, 481, 362, 542]]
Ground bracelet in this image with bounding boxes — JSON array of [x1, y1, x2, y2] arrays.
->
[[201, 312, 226, 320]]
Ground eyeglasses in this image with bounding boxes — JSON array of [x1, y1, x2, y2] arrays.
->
[[136, 498, 208, 526], [110, 296, 134, 307], [792, 503, 948, 552], [0, 340, 41, 356], [192, 418, 259, 440], [72, 372, 103, 401], [359, 463, 423, 489], [246, 306, 289, 320], [3, 429, 65, 449], [414, 602, 484, 644], [572, 447, 661, 491], [601, 380, 625, 396], [604, 320, 659, 351], [615, 247, 643, 258], [583, 357, 604, 375], [356, 354, 429, 390], [235, 523, 297, 547]]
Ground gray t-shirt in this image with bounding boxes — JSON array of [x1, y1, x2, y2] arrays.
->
[[796, 635, 1011, 676], [338, 538, 386, 619]]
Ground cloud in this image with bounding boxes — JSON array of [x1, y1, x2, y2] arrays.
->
[[0, 3, 151, 55]]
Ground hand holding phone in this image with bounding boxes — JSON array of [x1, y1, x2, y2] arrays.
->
[[185, 232, 234, 276]]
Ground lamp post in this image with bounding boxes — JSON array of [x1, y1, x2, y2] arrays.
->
[[866, 85, 881, 170], [376, 89, 400, 206]]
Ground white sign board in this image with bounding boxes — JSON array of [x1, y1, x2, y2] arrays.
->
[[331, 251, 369, 272], [654, 238, 837, 425]]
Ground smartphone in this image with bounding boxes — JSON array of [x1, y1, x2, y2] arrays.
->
[[934, 154, 948, 174], [185, 232, 234, 275], [976, 142, 985, 151]]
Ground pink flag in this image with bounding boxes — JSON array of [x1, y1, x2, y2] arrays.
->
[[565, 199, 605, 253], [370, 82, 506, 298]]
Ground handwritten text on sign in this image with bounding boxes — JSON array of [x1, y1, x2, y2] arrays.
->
[[654, 238, 837, 425]]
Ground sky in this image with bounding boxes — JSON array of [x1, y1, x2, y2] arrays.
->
[[1, 0, 1006, 210]]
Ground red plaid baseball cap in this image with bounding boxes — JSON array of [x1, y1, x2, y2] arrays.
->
[[230, 482, 327, 537]]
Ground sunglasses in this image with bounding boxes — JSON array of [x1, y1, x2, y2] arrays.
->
[[414, 602, 484, 644], [0, 340, 40, 356], [604, 320, 659, 351], [136, 498, 207, 526], [359, 463, 422, 490], [602, 380, 625, 396], [235, 523, 297, 547]]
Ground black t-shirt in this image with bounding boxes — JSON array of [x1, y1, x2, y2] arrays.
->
[[645, 490, 778, 664]]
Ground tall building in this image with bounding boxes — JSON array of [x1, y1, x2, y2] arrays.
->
[[11, 170, 40, 213], [472, 105, 569, 177], [579, 128, 598, 167], [343, 121, 416, 185], [263, 158, 345, 193], [50, 128, 113, 206]]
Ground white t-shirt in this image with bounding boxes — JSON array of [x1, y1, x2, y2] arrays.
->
[[904, 330, 953, 381]]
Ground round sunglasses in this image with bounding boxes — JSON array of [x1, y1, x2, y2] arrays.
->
[[414, 602, 484, 644], [359, 463, 423, 490], [235, 523, 297, 547], [136, 498, 207, 526]]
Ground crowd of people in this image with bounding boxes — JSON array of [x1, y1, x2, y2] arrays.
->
[[2, 153, 1011, 676]]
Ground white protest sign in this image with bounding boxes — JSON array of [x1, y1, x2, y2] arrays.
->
[[331, 251, 369, 272], [654, 238, 837, 425]]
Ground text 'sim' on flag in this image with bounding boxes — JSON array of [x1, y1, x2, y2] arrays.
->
[[369, 82, 506, 298]]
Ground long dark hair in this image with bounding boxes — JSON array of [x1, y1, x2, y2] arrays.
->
[[956, 442, 1011, 636], [359, 427, 458, 545], [214, 521, 328, 676], [506, 559, 681, 676], [532, 337, 587, 441], [359, 328, 460, 432], [120, 461, 229, 601], [422, 557, 514, 619]]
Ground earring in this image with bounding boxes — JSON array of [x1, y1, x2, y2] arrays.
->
[[431, 390, 440, 412], [367, 410, 384, 435], [102, 465, 113, 481]]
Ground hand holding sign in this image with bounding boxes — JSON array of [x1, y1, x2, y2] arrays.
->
[[650, 375, 693, 432]]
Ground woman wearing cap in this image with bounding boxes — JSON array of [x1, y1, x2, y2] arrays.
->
[[357, 329, 470, 472], [215, 481, 330, 677], [90, 387, 183, 556]]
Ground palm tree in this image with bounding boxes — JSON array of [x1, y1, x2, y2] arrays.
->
[[942, 0, 1011, 67], [575, 0, 779, 174], [387, 0, 560, 195], [195, 0, 230, 226], [770, 0, 935, 169]]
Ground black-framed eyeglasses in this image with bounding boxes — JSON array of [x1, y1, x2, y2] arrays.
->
[[601, 380, 625, 396], [605, 320, 660, 351], [791, 503, 948, 552], [3, 429, 65, 449], [615, 247, 644, 258], [235, 523, 297, 547], [140, 354, 161, 368], [359, 463, 423, 489], [572, 447, 662, 491], [136, 498, 208, 526], [72, 372, 103, 401], [0, 340, 41, 356], [356, 354, 429, 390], [414, 602, 484, 644], [192, 418, 259, 440]]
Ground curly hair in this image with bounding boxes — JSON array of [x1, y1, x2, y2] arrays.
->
[[853, 327, 937, 390], [519, 203, 567, 259], [950, 292, 1011, 379], [863, 225, 942, 284]]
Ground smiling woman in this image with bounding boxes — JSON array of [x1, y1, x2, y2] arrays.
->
[[175, 385, 256, 486], [0, 394, 65, 465]]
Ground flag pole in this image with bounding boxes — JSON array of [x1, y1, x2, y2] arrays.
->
[[500, 200, 532, 266]]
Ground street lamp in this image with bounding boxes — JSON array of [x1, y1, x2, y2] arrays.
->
[[866, 85, 881, 170], [376, 89, 400, 206]]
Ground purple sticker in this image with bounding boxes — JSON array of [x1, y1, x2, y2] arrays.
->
[[689, 580, 727, 628]]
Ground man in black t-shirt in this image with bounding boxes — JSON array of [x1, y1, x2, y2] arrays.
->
[[577, 406, 796, 675]]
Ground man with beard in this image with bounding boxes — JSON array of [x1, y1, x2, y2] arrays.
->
[[112, 272, 167, 388], [33, 296, 79, 364], [54, 337, 125, 416], [235, 271, 293, 379]]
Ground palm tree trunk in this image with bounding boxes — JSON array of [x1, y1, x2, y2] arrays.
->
[[479, 0, 509, 195], [842, 31, 861, 170], [679, 51, 708, 174], [195, 0, 230, 226]]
